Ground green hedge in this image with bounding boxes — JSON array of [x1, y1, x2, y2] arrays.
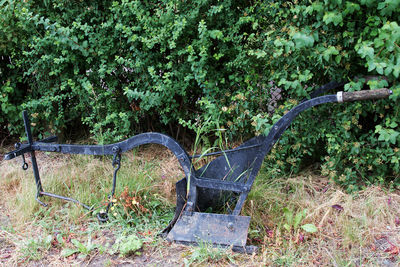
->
[[0, 0, 399, 189], [1, 0, 269, 142], [251, 0, 400, 190]]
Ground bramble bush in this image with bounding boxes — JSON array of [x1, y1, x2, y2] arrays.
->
[[0, 0, 399, 189]]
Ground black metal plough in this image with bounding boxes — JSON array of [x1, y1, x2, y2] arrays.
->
[[4, 83, 392, 253]]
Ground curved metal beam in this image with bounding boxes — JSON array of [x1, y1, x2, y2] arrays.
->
[[304, 81, 345, 101], [232, 94, 338, 215], [261, 94, 338, 154], [30, 132, 194, 179]]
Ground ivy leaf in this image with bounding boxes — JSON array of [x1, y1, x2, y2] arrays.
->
[[378, 0, 399, 16], [248, 49, 267, 58], [323, 46, 339, 61], [393, 63, 400, 78], [323, 11, 343, 26], [357, 44, 374, 59], [375, 62, 387, 75], [361, 0, 377, 7], [389, 131, 400, 144], [376, 126, 400, 144], [344, 2, 360, 15], [388, 121, 398, 128], [274, 39, 283, 47], [292, 32, 314, 48], [367, 61, 376, 72]]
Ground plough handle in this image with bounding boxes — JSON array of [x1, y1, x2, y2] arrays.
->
[[337, 88, 392, 103]]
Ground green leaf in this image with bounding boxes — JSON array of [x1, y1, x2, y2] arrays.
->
[[293, 212, 304, 229], [389, 121, 398, 128], [113, 235, 143, 257], [249, 49, 267, 58], [375, 62, 387, 75], [56, 234, 64, 245], [393, 63, 400, 78], [209, 30, 223, 40], [71, 239, 86, 252], [378, 0, 399, 16], [61, 248, 79, 257], [357, 44, 374, 59], [367, 62, 376, 72], [323, 12, 343, 26], [283, 208, 293, 225], [344, 2, 360, 15], [292, 32, 314, 48], [301, 224, 318, 233], [389, 131, 399, 144], [322, 46, 339, 61]]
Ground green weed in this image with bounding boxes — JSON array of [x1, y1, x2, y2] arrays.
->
[[282, 208, 317, 234], [17, 234, 53, 262], [61, 238, 99, 259], [183, 241, 236, 266], [110, 234, 143, 257]]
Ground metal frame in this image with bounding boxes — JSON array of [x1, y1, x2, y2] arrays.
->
[[4, 82, 392, 251]]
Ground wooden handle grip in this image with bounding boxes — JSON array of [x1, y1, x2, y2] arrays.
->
[[338, 89, 392, 102]]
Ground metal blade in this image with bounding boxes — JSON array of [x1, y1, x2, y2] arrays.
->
[[166, 212, 250, 247]]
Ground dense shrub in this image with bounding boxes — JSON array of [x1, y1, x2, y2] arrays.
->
[[0, 0, 399, 189], [1, 0, 269, 142], [251, 0, 400, 190]]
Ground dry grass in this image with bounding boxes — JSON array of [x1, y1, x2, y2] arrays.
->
[[1, 145, 400, 266], [246, 172, 400, 266]]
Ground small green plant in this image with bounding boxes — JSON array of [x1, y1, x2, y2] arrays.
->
[[109, 234, 143, 257], [183, 240, 236, 266], [61, 238, 98, 259], [17, 234, 53, 262], [282, 208, 317, 234]]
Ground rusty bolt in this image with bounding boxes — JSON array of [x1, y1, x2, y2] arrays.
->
[[227, 222, 234, 232]]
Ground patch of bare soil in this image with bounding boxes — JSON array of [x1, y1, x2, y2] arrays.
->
[[86, 243, 188, 267], [0, 205, 14, 265]]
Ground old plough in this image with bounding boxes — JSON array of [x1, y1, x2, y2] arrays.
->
[[4, 83, 392, 252]]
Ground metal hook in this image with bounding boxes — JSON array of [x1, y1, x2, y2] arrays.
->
[[97, 211, 109, 223], [21, 154, 28, 170], [97, 146, 122, 223], [15, 142, 28, 170], [112, 146, 121, 169]]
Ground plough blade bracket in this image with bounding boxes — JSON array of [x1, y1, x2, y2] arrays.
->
[[167, 212, 250, 247]]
